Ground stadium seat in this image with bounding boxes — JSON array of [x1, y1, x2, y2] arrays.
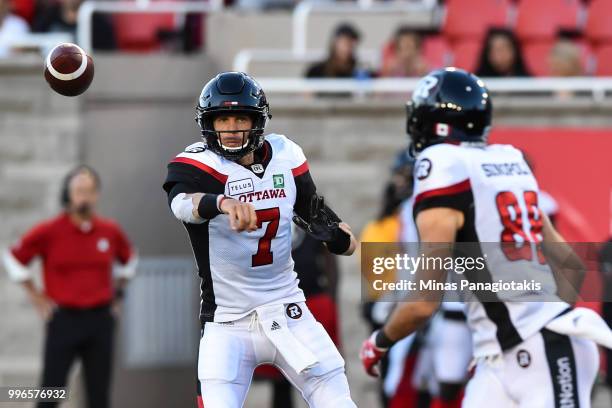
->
[[523, 40, 592, 76], [113, 13, 176, 52], [10, 0, 35, 23], [584, 0, 612, 44], [451, 39, 482, 72], [442, 0, 513, 43], [515, 0, 582, 41], [522, 41, 554, 76], [422, 35, 453, 70], [594, 45, 612, 76]]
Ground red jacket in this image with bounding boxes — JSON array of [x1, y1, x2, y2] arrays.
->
[[11, 213, 134, 308]]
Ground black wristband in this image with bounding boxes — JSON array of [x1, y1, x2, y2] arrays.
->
[[375, 329, 396, 349], [197, 193, 222, 219], [325, 227, 351, 254]]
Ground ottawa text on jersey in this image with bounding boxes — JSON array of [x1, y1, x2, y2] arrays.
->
[[372, 279, 543, 293]]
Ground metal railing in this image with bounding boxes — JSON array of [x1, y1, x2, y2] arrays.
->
[[0, 33, 73, 56], [76, 0, 224, 53], [123, 257, 198, 368], [254, 77, 612, 101]]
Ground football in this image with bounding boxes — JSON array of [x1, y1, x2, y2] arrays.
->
[[44, 43, 94, 97]]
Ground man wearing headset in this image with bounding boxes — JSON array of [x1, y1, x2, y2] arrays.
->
[[2, 165, 137, 408]]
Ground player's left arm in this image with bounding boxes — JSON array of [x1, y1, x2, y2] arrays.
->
[[541, 213, 585, 304], [293, 168, 356, 256]]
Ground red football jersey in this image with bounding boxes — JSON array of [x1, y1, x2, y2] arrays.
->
[[11, 212, 134, 308]]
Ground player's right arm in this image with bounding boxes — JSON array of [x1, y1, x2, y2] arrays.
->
[[185, 192, 257, 232], [361, 145, 470, 376], [541, 213, 585, 304], [2, 222, 56, 320], [163, 153, 257, 232]]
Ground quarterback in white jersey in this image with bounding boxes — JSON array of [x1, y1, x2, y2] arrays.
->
[[361, 68, 612, 407], [163, 72, 357, 408]]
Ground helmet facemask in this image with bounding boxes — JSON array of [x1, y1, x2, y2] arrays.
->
[[196, 107, 268, 161], [406, 101, 438, 155]]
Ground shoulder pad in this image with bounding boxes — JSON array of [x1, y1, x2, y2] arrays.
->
[[183, 141, 206, 154]]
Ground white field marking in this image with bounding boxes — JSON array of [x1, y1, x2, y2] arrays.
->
[[45, 43, 88, 81]]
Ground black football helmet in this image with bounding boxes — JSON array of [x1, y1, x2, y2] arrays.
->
[[195, 72, 271, 161], [406, 67, 492, 154]]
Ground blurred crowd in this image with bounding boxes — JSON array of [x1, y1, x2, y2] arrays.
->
[[305, 22, 590, 81], [1, 0, 606, 78], [0, 0, 204, 56], [0, 0, 115, 54]]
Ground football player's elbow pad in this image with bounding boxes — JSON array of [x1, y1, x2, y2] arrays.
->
[[171, 193, 204, 224], [325, 228, 351, 254]]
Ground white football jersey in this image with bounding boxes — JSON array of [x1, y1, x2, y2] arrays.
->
[[412, 143, 569, 357], [168, 134, 309, 322]]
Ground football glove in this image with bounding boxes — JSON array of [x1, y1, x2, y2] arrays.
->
[[292, 194, 343, 242], [360, 331, 389, 377]]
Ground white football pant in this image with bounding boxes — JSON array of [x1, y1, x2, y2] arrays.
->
[[197, 302, 356, 408], [463, 329, 598, 408]]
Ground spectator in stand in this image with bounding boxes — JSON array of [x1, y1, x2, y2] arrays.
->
[[548, 38, 584, 98], [380, 26, 429, 77], [305, 23, 370, 79], [475, 28, 530, 77], [549, 38, 583, 77], [33, 0, 116, 50], [0, 0, 29, 58]]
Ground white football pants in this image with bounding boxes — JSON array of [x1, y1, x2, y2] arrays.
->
[[197, 302, 356, 408], [463, 328, 599, 408]]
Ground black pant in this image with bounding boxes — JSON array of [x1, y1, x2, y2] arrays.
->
[[604, 301, 612, 386], [38, 305, 115, 408]]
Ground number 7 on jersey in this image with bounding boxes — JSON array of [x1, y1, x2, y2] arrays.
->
[[252, 207, 280, 267]]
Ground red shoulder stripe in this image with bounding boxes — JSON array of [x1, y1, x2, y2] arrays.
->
[[171, 157, 228, 184], [414, 179, 471, 204], [292, 161, 309, 177]]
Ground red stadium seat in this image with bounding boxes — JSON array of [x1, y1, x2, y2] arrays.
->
[[442, 0, 513, 42], [10, 0, 35, 23], [113, 13, 176, 52], [422, 35, 453, 70], [522, 41, 554, 76], [515, 0, 582, 41], [594, 45, 612, 76], [584, 0, 612, 44], [451, 40, 482, 72]]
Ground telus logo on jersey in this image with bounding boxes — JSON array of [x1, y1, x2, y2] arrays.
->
[[228, 178, 255, 196], [238, 188, 286, 202]]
